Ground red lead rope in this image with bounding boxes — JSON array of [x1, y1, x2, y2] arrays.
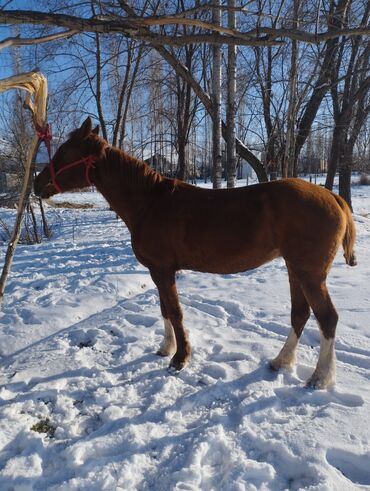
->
[[35, 123, 96, 193]]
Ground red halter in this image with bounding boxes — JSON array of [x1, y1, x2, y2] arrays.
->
[[47, 155, 96, 193], [36, 123, 96, 193]]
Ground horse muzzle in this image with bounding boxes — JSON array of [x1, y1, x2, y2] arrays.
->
[[34, 169, 55, 198]]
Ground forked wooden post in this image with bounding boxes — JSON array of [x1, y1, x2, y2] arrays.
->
[[0, 71, 48, 303]]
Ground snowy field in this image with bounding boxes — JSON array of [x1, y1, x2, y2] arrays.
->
[[0, 179, 370, 490]]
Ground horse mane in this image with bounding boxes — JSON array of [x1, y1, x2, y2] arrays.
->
[[107, 146, 166, 192], [81, 132, 173, 193]]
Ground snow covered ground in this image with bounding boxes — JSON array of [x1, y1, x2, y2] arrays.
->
[[0, 179, 369, 490]]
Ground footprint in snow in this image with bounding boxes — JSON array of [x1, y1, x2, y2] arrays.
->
[[326, 448, 370, 486], [274, 386, 364, 408], [255, 277, 267, 283], [19, 309, 41, 325], [182, 298, 227, 319], [211, 351, 248, 363], [336, 340, 370, 358], [335, 350, 370, 370], [68, 328, 100, 348], [202, 363, 228, 380], [122, 301, 144, 313], [207, 298, 246, 318], [124, 313, 157, 327], [101, 324, 123, 337]]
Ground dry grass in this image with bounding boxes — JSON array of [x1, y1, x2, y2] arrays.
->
[[46, 200, 94, 209], [358, 173, 370, 186], [30, 418, 56, 438]]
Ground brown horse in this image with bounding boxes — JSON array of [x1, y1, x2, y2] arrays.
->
[[34, 117, 356, 389]]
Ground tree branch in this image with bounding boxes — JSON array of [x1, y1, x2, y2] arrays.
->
[[0, 9, 369, 47], [0, 29, 78, 51], [136, 33, 283, 46]]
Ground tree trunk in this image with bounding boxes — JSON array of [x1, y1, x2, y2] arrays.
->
[[325, 124, 343, 190], [283, 0, 300, 178], [226, 0, 237, 188], [117, 44, 145, 149], [0, 136, 39, 300], [177, 137, 188, 181], [338, 152, 353, 210], [94, 32, 108, 141], [212, 0, 222, 189], [255, 44, 277, 179], [0, 71, 48, 302], [28, 203, 40, 244], [38, 197, 51, 238], [113, 41, 133, 147]]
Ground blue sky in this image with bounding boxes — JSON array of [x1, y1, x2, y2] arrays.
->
[[0, 1, 42, 79], [0, 2, 92, 82]]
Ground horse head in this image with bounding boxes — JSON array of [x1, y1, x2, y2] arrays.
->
[[34, 117, 102, 198]]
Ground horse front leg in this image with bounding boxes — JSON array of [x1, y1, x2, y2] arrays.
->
[[150, 269, 191, 370], [156, 295, 177, 357]]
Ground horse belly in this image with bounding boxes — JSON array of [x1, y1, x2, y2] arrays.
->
[[179, 227, 279, 274], [187, 248, 280, 274]]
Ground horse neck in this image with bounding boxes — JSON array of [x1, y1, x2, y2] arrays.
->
[[92, 146, 162, 230]]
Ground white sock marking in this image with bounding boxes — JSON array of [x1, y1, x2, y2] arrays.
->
[[271, 328, 299, 370], [158, 318, 176, 356], [308, 333, 336, 388]]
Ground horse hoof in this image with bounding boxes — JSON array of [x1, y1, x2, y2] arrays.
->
[[167, 365, 180, 375], [168, 356, 188, 371], [306, 373, 335, 390], [269, 358, 294, 372], [306, 378, 325, 390], [269, 359, 280, 371], [156, 349, 171, 357]]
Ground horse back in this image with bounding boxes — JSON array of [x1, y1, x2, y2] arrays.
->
[[132, 178, 348, 275]]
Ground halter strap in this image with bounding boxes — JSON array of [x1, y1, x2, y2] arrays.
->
[[35, 123, 96, 193], [47, 158, 63, 193], [48, 155, 96, 193]]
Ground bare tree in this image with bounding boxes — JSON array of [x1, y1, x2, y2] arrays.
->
[[253, 43, 285, 179], [161, 1, 202, 181], [115, 41, 146, 148], [293, 0, 352, 169], [226, 0, 237, 188], [282, 0, 300, 178], [0, 72, 48, 301], [325, 2, 370, 208], [1, 0, 369, 191], [211, 0, 222, 188]]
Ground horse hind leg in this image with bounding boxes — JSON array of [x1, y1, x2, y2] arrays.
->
[[300, 277, 338, 389], [270, 269, 310, 371]]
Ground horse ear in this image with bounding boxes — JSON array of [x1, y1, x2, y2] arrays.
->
[[92, 125, 100, 135], [77, 117, 92, 140]]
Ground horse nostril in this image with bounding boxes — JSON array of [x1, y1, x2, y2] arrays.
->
[[34, 178, 47, 197]]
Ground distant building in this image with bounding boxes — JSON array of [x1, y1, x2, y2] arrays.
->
[[235, 161, 253, 180], [0, 136, 49, 195], [298, 156, 328, 174], [0, 137, 19, 193], [144, 153, 174, 176]]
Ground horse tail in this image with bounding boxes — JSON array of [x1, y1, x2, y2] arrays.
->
[[332, 193, 357, 266]]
